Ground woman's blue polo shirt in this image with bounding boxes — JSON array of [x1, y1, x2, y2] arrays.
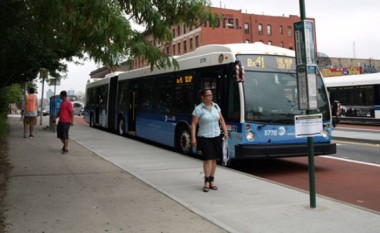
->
[[192, 102, 221, 138]]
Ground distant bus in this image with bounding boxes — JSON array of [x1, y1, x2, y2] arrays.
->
[[84, 42, 336, 165], [324, 73, 380, 119]]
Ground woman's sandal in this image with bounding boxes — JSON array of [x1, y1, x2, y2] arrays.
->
[[209, 176, 218, 190], [203, 177, 210, 192]]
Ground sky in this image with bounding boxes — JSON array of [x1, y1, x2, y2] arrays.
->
[[38, 0, 379, 95]]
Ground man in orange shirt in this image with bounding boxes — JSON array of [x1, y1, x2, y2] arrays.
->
[[23, 88, 38, 138]]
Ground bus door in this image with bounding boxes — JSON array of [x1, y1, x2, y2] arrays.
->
[[128, 86, 137, 135], [95, 89, 100, 125], [95, 85, 108, 127], [200, 67, 228, 107], [107, 76, 118, 130], [200, 66, 240, 122]]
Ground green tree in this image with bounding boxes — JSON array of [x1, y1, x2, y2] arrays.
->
[[0, 0, 217, 88], [4, 84, 24, 109], [0, 84, 22, 137]]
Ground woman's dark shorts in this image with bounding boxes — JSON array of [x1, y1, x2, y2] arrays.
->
[[197, 136, 222, 161], [57, 122, 71, 140]]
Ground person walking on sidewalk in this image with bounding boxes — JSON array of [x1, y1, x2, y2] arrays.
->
[[55, 90, 74, 154], [22, 87, 38, 138], [191, 89, 229, 192]]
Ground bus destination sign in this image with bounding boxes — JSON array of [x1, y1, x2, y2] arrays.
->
[[237, 55, 296, 72], [176, 75, 193, 84]]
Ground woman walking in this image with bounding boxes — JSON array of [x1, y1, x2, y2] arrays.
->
[[191, 89, 229, 192]]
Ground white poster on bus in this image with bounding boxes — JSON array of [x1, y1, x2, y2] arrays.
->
[[295, 114, 323, 138]]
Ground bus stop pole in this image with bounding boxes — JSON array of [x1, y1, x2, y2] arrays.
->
[[299, 0, 316, 208], [307, 136, 316, 208]]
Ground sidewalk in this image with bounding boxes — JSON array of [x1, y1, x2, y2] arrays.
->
[[4, 116, 226, 233], [332, 126, 380, 145], [5, 116, 380, 233]]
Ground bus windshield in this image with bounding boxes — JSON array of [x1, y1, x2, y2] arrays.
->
[[244, 71, 330, 124]]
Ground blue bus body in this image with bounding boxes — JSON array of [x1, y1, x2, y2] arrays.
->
[[84, 43, 336, 164]]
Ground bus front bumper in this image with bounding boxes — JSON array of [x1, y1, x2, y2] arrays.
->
[[235, 143, 336, 159]]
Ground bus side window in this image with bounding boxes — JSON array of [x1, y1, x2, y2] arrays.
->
[[202, 77, 217, 95], [174, 85, 193, 114]]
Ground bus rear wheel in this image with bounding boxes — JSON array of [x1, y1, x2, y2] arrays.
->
[[176, 127, 191, 155], [118, 118, 125, 136], [89, 115, 94, 128]]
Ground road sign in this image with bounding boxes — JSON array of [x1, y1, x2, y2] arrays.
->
[[297, 65, 318, 110], [294, 20, 316, 65], [48, 78, 61, 86], [295, 114, 323, 138]]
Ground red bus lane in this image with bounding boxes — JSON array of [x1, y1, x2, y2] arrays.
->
[[74, 116, 87, 125], [241, 156, 380, 213]]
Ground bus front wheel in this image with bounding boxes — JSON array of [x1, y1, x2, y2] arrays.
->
[[176, 127, 191, 155]]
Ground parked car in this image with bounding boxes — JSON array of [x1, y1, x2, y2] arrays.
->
[[42, 106, 50, 116], [72, 101, 84, 116]]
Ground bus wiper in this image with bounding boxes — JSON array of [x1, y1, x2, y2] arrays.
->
[[257, 113, 293, 128]]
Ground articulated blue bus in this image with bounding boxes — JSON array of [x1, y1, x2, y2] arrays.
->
[[84, 42, 336, 165]]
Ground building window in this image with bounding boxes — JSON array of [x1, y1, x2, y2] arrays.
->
[[267, 25, 272, 36], [268, 41, 272, 45], [279, 26, 283, 34], [183, 40, 187, 53], [244, 23, 249, 33], [178, 42, 181, 54], [166, 46, 170, 54], [183, 24, 187, 34], [258, 24, 263, 35], [172, 28, 175, 38], [280, 41, 284, 48], [178, 25, 181, 37], [190, 38, 193, 51], [245, 39, 250, 43], [173, 44, 176, 55], [195, 35, 199, 48], [288, 26, 292, 37]]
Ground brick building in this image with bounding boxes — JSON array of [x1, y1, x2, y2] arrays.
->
[[91, 7, 315, 78]]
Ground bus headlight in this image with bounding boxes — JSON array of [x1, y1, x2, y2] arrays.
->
[[246, 131, 255, 142]]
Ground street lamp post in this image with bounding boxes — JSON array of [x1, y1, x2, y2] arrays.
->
[[39, 68, 48, 125]]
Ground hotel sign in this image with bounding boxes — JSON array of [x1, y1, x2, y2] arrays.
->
[[204, 13, 242, 29]]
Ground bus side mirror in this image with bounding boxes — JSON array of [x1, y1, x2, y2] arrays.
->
[[235, 60, 245, 82]]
